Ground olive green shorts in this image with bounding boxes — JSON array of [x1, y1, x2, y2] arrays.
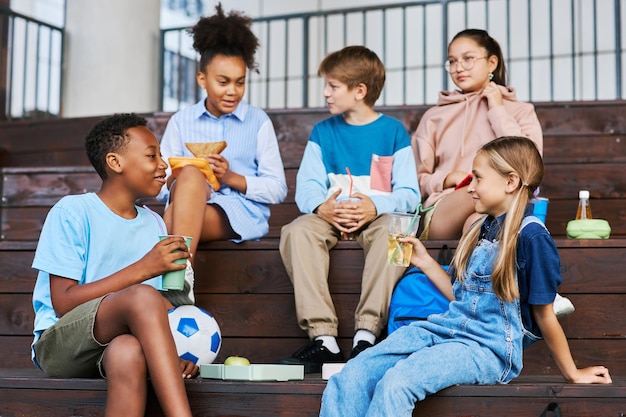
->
[[34, 295, 108, 378]]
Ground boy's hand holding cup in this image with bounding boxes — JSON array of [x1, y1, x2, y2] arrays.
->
[[159, 235, 192, 291]]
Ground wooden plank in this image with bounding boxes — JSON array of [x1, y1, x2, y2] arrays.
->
[[3, 334, 625, 376], [521, 339, 626, 376], [1, 167, 99, 206], [2, 101, 626, 167], [415, 397, 626, 416], [3, 291, 624, 340], [0, 295, 35, 335], [0, 337, 34, 368], [0, 250, 36, 293], [8, 161, 626, 207], [541, 163, 626, 199], [2, 198, 625, 241], [533, 100, 626, 135], [3, 241, 626, 294], [543, 134, 626, 164]]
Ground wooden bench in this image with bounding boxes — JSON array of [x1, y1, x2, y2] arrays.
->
[[1, 101, 625, 416]]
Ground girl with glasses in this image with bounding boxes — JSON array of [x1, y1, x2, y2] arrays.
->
[[412, 29, 543, 240]]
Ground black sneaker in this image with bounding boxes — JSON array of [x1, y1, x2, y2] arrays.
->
[[350, 340, 374, 359], [279, 340, 344, 374]]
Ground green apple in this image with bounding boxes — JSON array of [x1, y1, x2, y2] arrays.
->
[[224, 355, 251, 366]]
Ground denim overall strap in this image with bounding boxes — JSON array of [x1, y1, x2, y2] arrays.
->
[[448, 237, 524, 383]]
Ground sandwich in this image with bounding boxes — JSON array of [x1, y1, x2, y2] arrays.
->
[[185, 141, 227, 158], [168, 141, 227, 191]]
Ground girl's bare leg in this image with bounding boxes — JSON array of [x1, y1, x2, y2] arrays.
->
[[164, 166, 237, 259], [163, 165, 211, 256], [427, 188, 476, 240], [95, 285, 193, 417]]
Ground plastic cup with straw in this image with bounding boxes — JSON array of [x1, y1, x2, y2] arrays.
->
[[338, 167, 359, 240], [388, 204, 432, 266]]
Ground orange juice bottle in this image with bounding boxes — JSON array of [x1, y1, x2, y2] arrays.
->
[[575, 190, 593, 220]]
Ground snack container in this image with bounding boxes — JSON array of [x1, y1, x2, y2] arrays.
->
[[200, 364, 304, 381], [566, 219, 611, 239]]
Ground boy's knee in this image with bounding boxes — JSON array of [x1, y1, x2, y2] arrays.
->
[[125, 283, 161, 298], [104, 335, 147, 377], [281, 216, 314, 242], [122, 284, 165, 312]]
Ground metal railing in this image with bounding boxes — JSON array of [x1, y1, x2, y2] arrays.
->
[[160, 0, 626, 112], [0, 6, 63, 120]]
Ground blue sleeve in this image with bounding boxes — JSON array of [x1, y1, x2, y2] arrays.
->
[[32, 203, 86, 281], [295, 137, 329, 213], [518, 224, 562, 306], [244, 119, 288, 204]]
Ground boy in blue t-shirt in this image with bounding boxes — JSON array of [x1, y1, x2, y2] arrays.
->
[[31, 114, 197, 417], [279, 46, 421, 373]]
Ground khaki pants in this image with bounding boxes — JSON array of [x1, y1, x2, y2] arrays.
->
[[279, 214, 406, 339]]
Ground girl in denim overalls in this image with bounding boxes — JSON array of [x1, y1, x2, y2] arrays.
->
[[320, 136, 612, 417]]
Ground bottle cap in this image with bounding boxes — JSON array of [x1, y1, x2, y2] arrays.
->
[[579, 190, 590, 199]]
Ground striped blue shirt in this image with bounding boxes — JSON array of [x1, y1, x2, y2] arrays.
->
[[158, 99, 287, 241]]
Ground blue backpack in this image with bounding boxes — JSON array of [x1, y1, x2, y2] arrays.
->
[[387, 245, 452, 334], [387, 217, 544, 335]]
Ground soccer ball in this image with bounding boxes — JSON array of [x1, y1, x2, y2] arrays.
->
[[167, 305, 222, 365]]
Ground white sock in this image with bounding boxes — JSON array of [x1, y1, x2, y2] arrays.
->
[[353, 329, 376, 348], [315, 335, 340, 353]]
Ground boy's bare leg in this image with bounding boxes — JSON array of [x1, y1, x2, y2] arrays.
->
[[427, 188, 476, 240], [95, 285, 193, 417], [102, 335, 148, 417]]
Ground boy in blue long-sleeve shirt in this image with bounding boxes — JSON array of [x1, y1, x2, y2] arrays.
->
[[279, 46, 420, 373]]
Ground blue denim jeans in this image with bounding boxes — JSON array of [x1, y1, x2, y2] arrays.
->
[[320, 239, 525, 417]]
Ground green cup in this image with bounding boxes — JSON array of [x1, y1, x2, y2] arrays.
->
[[159, 235, 192, 290]]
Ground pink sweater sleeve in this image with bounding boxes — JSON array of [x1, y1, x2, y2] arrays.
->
[[487, 103, 544, 155]]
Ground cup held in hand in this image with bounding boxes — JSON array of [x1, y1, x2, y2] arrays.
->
[[159, 235, 192, 290], [336, 196, 362, 240], [387, 213, 420, 267]]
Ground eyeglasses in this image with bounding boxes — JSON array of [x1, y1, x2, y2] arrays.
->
[[444, 56, 488, 73]]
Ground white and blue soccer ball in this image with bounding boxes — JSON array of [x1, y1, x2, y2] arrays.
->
[[167, 305, 222, 365]]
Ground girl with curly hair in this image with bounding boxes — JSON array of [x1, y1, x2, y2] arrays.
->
[[158, 3, 287, 260]]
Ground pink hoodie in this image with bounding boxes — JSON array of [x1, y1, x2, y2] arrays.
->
[[411, 85, 543, 208]]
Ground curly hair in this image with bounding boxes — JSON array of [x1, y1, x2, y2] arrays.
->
[[190, 3, 259, 72], [85, 113, 147, 180]]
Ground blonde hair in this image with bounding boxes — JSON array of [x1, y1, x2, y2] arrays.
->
[[453, 136, 544, 302]]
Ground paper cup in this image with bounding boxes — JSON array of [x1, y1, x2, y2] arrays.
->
[[159, 235, 192, 290]]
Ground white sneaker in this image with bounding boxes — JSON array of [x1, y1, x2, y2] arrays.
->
[[553, 293, 575, 318], [162, 261, 195, 306]]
